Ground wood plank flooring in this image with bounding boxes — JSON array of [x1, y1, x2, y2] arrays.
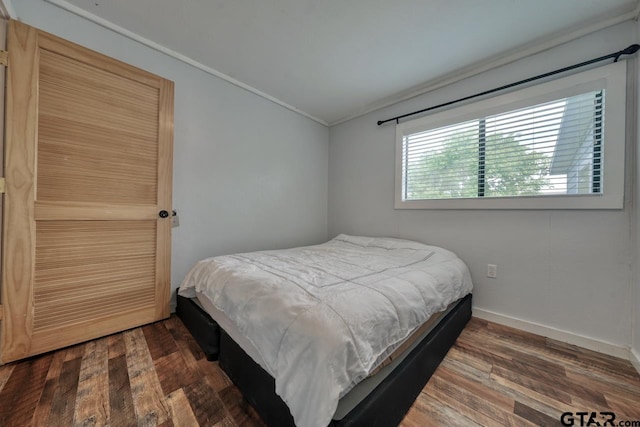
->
[[0, 316, 638, 426]]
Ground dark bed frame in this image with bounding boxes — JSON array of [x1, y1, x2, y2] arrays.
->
[[177, 293, 472, 427]]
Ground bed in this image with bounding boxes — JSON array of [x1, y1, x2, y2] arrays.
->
[[177, 235, 473, 427]]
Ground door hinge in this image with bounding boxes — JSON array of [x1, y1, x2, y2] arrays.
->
[[0, 50, 7, 66], [0, 177, 4, 194], [0, 305, 3, 321]]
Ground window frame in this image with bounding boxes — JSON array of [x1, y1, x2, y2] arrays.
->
[[394, 61, 627, 210]]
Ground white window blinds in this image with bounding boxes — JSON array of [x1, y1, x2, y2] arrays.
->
[[402, 90, 604, 201]]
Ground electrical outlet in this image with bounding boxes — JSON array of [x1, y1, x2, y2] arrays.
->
[[487, 264, 497, 279], [171, 210, 180, 227]]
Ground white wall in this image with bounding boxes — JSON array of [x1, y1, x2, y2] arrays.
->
[[329, 22, 636, 354], [633, 18, 640, 371], [15, 0, 329, 304]]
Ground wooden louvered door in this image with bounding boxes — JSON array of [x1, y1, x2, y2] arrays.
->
[[0, 20, 174, 363]]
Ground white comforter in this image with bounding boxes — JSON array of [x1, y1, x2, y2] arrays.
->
[[179, 235, 472, 427]]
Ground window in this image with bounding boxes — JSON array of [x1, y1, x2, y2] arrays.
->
[[395, 61, 627, 209]]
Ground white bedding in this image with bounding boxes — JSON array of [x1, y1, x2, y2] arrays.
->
[[178, 234, 473, 427]]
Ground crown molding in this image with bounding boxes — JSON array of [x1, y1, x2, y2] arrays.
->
[[42, 0, 640, 128], [0, 0, 17, 19], [330, 3, 640, 126], [44, 0, 328, 126]]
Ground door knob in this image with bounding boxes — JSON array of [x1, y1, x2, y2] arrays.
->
[[159, 210, 169, 218]]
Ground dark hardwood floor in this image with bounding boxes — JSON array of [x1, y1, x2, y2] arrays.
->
[[0, 316, 638, 426]]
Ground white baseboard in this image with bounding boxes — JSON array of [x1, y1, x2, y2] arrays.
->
[[473, 308, 630, 360], [631, 348, 640, 374]]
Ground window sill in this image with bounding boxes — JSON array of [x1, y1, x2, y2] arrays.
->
[[395, 193, 623, 210]]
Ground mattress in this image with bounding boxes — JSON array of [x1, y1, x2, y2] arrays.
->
[[193, 291, 458, 420], [179, 234, 473, 427]]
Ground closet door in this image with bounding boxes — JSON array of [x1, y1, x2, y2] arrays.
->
[[1, 21, 174, 363]]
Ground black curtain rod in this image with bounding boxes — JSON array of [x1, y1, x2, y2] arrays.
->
[[377, 44, 640, 126]]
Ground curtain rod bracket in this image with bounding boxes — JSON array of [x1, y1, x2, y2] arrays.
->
[[614, 43, 639, 62]]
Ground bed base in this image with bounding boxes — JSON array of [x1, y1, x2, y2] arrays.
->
[[176, 295, 220, 361], [178, 293, 471, 426]]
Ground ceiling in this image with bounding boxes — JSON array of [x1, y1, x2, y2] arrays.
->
[[44, 0, 639, 125]]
